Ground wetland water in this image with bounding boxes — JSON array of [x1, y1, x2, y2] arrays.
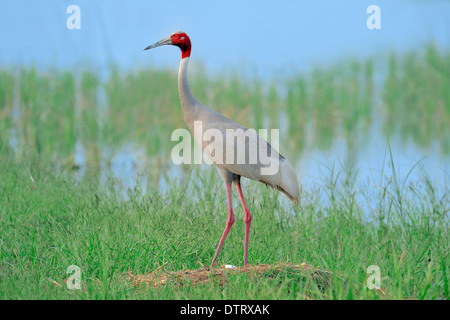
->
[[1, 44, 449, 215]]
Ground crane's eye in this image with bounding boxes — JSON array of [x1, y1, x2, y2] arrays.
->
[[180, 36, 185, 40]]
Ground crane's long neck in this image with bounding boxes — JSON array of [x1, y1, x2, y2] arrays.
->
[[178, 57, 201, 128]]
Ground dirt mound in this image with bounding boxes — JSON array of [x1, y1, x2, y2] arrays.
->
[[125, 262, 331, 289]]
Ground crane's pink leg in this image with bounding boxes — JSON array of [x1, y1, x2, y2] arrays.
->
[[235, 181, 252, 267], [210, 183, 234, 269]]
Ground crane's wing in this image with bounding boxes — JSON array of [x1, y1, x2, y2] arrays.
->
[[192, 107, 300, 204]]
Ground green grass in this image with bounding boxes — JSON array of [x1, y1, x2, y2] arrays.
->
[[383, 45, 450, 154], [0, 143, 448, 299]]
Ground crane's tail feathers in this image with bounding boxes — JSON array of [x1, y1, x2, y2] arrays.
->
[[259, 178, 300, 208], [274, 184, 300, 208], [291, 197, 300, 208], [285, 191, 300, 208]]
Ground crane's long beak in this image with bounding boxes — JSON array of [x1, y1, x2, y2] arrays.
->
[[144, 36, 172, 50]]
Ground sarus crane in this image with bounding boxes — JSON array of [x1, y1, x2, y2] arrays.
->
[[144, 31, 300, 268]]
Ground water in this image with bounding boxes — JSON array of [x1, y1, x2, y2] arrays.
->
[[68, 119, 449, 211]]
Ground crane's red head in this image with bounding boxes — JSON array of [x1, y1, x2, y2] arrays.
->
[[144, 31, 191, 59]]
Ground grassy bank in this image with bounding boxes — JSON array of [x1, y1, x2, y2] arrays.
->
[[0, 144, 448, 299]]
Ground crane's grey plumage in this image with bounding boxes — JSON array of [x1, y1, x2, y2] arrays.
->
[[179, 57, 300, 203], [145, 31, 300, 268]]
